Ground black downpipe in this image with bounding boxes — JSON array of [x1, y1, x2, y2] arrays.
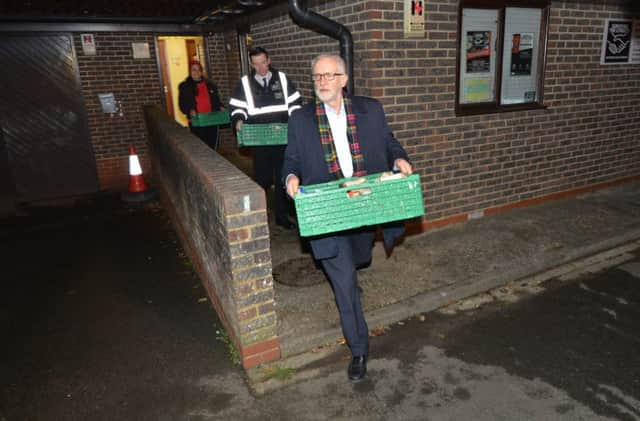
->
[[288, 0, 354, 95]]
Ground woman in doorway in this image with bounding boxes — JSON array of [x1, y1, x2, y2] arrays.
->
[[178, 61, 224, 150]]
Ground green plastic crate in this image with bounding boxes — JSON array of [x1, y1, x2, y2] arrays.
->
[[191, 111, 230, 127], [294, 173, 424, 237], [237, 123, 288, 146]]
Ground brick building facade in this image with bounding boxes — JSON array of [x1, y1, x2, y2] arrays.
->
[[6, 0, 637, 226], [68, 30, 234, 189], [240, 0, 639, 225], [2, 0, 637, 369]]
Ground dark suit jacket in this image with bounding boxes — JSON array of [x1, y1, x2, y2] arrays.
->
[[283, 95, 409, 259], [178, 77, 222, 118]]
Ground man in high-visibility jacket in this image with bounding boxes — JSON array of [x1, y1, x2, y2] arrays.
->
[[229, 47, 303, 229]]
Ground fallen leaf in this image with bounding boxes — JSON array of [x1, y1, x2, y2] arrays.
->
[[197, 297, 208, 303], [370, 327, 387, 337]]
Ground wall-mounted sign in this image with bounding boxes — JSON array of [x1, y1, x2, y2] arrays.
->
[[80, 33, 96, 55], [132, 42, 150, 59], [98, 93, 117, 114], [631, 18, 640, 64], [463, 77, 491, 102], [600, 18, 640, 64], [404, 0, 425, 38]]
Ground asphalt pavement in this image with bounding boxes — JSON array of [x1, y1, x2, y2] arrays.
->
[[224, 247, 640, 420], [0, 197, 236, 421], [1, 181, 640, 420]]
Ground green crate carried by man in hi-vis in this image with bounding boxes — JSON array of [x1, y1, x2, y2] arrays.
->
[[229, 47, 302, 229]]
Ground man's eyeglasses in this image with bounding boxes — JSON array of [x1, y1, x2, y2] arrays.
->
[[311, 72, 344, 82]]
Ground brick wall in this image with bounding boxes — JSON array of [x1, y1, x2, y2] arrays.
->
[[213, 30, 247, 152], [222, 30, 242, 94], [206, 33, 231, 100], [250, 2, 362, 101], [205, 33, 236, 151], [74, 31, 232, 189], [71, 31, 283, 366], [74, 32, 162, 190], [249, 0, 640, 225], [145, 106, 279, 369]]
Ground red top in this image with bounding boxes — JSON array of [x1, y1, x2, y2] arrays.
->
[[195, 81, 212, 113]]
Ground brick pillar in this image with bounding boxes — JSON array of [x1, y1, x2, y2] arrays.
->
[[225, 196, 281, 368]]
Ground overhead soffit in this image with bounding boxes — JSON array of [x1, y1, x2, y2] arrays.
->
[[0, 0, 286, 26]]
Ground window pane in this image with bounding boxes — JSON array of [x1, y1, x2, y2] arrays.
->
[[459, 8, 499, 104], [500, 7, 542, 105]]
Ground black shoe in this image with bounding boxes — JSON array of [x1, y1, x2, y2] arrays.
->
[[348, 355, 367, 382]]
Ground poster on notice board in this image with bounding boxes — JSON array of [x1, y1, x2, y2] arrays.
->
[[466, 31, 491, 73], [510, 33, 534, 76]]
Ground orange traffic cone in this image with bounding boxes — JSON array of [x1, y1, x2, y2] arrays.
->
[[128, 145, 148, 193], [121, 144, 156, 206]]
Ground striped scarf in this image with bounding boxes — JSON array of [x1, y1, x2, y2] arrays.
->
[[315, 95, 366, 180]]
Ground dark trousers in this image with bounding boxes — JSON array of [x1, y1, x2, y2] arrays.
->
[[190, 125, 219, 151], [319, 231, 375, 357], [253, 145, 289, 225]]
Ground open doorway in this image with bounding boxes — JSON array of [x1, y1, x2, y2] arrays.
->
[[157, 35, 206, 127]]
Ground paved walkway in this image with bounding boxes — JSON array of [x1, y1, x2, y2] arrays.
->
[[0, 198, 235, 421], [2, 177, 639, 419], [268, 180, 640, 360], [223, 249, 640, 420]]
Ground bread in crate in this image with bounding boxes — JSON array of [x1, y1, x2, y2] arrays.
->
[[294, 172, 424, 236]]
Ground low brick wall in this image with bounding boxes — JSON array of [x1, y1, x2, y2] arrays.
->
[[144, 106, 280, 369]]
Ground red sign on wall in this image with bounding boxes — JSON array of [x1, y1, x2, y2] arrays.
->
[[412, 1, 423, 16], [405, 0, 425, 37]]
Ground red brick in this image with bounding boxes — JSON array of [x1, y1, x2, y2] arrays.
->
[[239, 307, 257, 321], [240, 337, 280, 358], [242, 346, 281, 369], [228, 228, 250, 242]]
